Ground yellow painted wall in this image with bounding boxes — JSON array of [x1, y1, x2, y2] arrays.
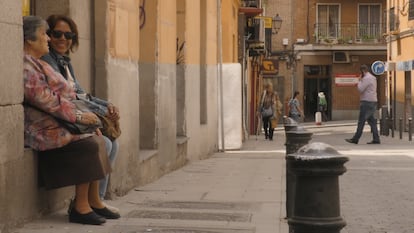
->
[[108, 0, 140, 60], [175, 0, 223, 64], [206, 0, 218, 64], [158, 1, 177, 64], [184, 1, 201, 64], [388, 0, 414, 104], [177, 0, 185, 64], [221, 0, 240, 63], [184, 0, 218, 65], [140, 0, 157, 62]]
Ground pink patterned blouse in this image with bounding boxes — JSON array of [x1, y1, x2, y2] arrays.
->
[[23, 54, 83, 151]]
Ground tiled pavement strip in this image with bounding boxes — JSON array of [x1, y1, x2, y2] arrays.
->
[[12, 120, 414, 233]]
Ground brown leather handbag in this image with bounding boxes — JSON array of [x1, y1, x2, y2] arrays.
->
[[97, 114, 121, 141]]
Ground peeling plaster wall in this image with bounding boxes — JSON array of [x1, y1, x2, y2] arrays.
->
[[185, 64, 219, 161]]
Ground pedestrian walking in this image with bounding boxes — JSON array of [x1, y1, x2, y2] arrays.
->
[[287, 91, 304, 123], [271, 92, 283, 130], [345, 64, 380, 144], [258, 84, 277, 140], [318, 92, 328, 121]]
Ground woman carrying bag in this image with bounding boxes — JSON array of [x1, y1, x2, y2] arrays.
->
[[258, 84, 280, 141]]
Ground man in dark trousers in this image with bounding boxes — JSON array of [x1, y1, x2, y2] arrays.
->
[[345, 64, 380, 144]]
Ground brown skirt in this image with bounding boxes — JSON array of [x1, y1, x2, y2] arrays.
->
[[38, 135, 111, 189]]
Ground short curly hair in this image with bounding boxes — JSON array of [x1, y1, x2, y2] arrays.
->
[[23, 16, 49, 42]]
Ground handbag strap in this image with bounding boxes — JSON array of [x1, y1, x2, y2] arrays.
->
[[260, 90, 266, 108]]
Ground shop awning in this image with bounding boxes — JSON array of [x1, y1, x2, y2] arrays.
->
[[239, 7, 263, 17]]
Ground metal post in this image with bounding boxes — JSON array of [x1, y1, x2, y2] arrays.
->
[[391, 117, 395, 138], [217, 0, 225, 152], [399, 118, 403, 140], [287, 142, 348, 233], [284, 120, 312, 220], [409, 118, 412, 141]]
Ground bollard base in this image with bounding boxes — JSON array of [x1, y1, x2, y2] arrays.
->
[[288, 216, 346, 233]]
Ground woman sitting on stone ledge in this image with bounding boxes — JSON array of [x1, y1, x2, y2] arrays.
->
[[22, 15, 120, 225]]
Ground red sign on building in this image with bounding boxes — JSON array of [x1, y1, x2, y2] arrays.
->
[[335, 74, 360, 86]]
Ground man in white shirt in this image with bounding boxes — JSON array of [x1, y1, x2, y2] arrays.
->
[[345, 64, 380, 144]]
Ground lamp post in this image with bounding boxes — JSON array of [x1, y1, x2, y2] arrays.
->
[[272, 14, 283, 34]]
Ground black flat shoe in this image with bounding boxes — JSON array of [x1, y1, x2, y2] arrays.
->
[[69, 208, 106, 225], [67, 198, 74, 215], [91, 206, 121, 219], [367, 141, 380, 144], [345, 138, 358, 144]]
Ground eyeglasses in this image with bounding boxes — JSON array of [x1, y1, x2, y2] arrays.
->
[[49, 30, 76, 40]]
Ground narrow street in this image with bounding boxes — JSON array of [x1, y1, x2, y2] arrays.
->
[[12, 121, 414, 233], [306, 123, 414, 233]]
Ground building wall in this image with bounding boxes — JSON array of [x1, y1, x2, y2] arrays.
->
[[262, 0, 294, 108], [1, 1, 77, 231], [184, 0, 219, 160], [94, 0, 142, 196], [0, 0, 225, 231], [222, 0, 240, 62], [387, 0, 414, 126], [279, 0, 386, 121]]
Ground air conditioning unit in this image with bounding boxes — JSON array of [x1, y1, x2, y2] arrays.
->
[[333, 51, 350, 63]]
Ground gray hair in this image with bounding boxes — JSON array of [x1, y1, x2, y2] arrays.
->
[[23, 15, 48, 42]]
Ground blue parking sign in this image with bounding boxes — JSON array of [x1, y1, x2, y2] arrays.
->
[[371, 61, 385, 75]]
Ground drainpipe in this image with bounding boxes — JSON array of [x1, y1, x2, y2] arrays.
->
[[217, 0, 225, 151]]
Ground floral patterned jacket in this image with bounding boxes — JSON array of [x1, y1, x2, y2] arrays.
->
[[23, 54, 83, 151]]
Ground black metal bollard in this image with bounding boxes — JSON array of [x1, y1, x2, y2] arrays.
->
[[283, 116, 299, 136], [285, 125, 313, 219], [380, 105, 388, 135], [287, 142, 349, 233], [409, 118, 412, 141], [399, 118, 403, 139]]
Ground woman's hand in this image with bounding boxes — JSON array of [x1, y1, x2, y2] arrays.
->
[[107, 104, 120, 121], [79, 112, 100, 125], [95, 128, 103, 136]]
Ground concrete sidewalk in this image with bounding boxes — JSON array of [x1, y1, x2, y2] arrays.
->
[[13, 120, 414, 233], [13, 131, 289, 233]]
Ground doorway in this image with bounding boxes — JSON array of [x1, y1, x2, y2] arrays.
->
[[304, 65, 332, 122]]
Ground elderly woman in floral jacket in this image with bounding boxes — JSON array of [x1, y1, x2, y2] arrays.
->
[[23, 15, 119, 225]]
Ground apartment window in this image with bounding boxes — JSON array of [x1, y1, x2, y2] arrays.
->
[[317, 4, 340, 38], [359, 4, 381, 39], [409, 0, 414, 20], [389, 7, 396, 31]]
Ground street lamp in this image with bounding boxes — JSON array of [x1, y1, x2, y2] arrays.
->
[[272, 14, 283, 34]]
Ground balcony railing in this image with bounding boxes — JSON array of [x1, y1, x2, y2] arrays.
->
[[314, 23, 386, 44]]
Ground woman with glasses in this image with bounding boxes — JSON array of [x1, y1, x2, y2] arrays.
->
[[41, 15, 121, 214], [23, 15, 119, 225]]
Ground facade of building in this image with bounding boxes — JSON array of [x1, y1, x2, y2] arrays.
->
[[0, 0, 240, 231], [386, 0, 414, 130], [240, 0, 387, 134], [292, 0, 387, 122]]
